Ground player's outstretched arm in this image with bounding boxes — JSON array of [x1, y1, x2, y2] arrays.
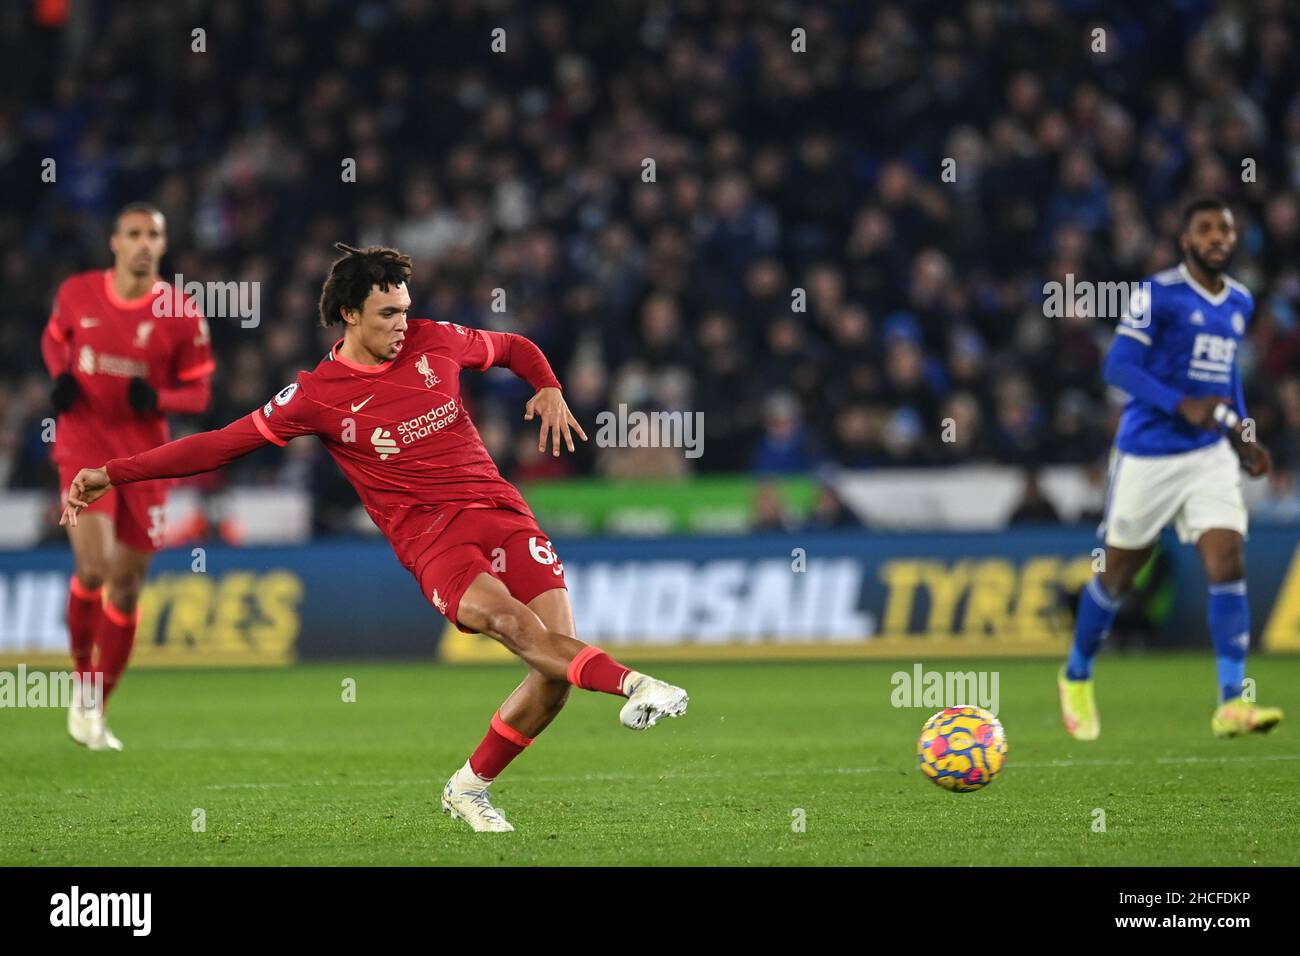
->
[[59, 415, 273, 528]]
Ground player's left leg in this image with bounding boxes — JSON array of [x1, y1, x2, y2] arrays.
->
[[459, 588, 575, 789], [1197, 528, 1283, 737], [440, 575, 576, 831], [443, 589, 576, 830], [1180, 440, 1283, 736], [442, 574, 687, 831], [100, 542, 151, 700]]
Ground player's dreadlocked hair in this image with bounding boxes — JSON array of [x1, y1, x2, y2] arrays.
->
[[317, 242, 413, 327]]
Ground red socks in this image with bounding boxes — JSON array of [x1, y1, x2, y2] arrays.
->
[[67, 576, 102, 681], [96, 600, 139, 703], [566, 646, 632, 696], [68, 579, 139, 707], [469, 711, 534, 780], [465, 649, 634, 782]]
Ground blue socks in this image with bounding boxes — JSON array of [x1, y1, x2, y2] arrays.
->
[[1208, 580, 1249, 702], [1066, 577, 1122, 681], [1068, 577, 1250, 702]]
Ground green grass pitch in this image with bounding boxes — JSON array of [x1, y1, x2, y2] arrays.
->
[[2, 654, 1298, 866]]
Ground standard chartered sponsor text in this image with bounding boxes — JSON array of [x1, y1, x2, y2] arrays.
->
[[397, 400, 459, 443]]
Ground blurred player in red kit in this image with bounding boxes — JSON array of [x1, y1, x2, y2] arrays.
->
[[61, 244, 688, 832], [43, 203, 214, 750]]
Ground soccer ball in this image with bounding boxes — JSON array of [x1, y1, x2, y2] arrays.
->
[[917, 706, 1007, 792]]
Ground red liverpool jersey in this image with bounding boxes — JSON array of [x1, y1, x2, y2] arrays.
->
[[43, 269, 214, 466], [248, 319, 560, 570]]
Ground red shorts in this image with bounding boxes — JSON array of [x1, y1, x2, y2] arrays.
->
[[415, 507, 567, 632], [59, 464, 168, 552]]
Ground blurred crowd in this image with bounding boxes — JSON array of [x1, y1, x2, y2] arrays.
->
[[3, 0, 1300, 532]]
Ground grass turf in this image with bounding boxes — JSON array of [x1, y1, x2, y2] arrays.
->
[[2, 654, 1298, 866]]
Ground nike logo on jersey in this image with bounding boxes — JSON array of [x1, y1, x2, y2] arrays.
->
[[80, 317, 101, 327], [351, 395, 375, 412]]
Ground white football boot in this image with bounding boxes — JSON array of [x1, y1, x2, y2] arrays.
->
[[619, 671, 689, 730], [441, 761, 514, 832], [67, 700, 94, 747], [85, 710, 124, 751]]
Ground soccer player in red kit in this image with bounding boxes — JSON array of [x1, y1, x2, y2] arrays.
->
[[61, 244, 688, 832], [44, 203, 214, 751]]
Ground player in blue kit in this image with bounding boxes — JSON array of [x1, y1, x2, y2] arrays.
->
[[1059, 198, 1283, 740]]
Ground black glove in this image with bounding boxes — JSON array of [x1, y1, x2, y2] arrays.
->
[[128, 377, 159, 413], [51, 373, 78, 412]]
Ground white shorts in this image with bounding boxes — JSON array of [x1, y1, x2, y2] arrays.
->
[[1100, 438, 1248, 549]]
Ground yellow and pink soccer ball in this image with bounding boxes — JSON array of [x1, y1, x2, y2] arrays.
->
[[917, 706, 1007, 792]]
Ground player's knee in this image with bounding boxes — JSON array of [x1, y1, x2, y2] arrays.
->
[[106, 591, 141, 615], [480, 603, 543, 653], [74, 568, 106, 592], [1100, 551, 1151, 598], [1206, 551, 1245, 584], [105, 574, 145, 613], [1098, 569, 1135, 600]]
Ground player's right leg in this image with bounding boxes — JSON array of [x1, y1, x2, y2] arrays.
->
[[1061, 449, 1184, 739], [1059, 544, 1150, 740], [61, 497, 113, 748], [457, 574, 687, 728]]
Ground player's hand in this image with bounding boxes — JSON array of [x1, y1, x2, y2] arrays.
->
[[59, 467, 112, 528], [128, 377, 159, 412], [1177, 395, 1231, 431], [1237, 440, 1271, 478], [523, 386, 588, 457], [51, 372, 78, 412]]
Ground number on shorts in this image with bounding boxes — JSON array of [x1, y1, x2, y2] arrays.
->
[[528, 536, 564, 575]]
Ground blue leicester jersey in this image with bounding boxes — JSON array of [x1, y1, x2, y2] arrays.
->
[[1112, 263, 1252, 456]]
